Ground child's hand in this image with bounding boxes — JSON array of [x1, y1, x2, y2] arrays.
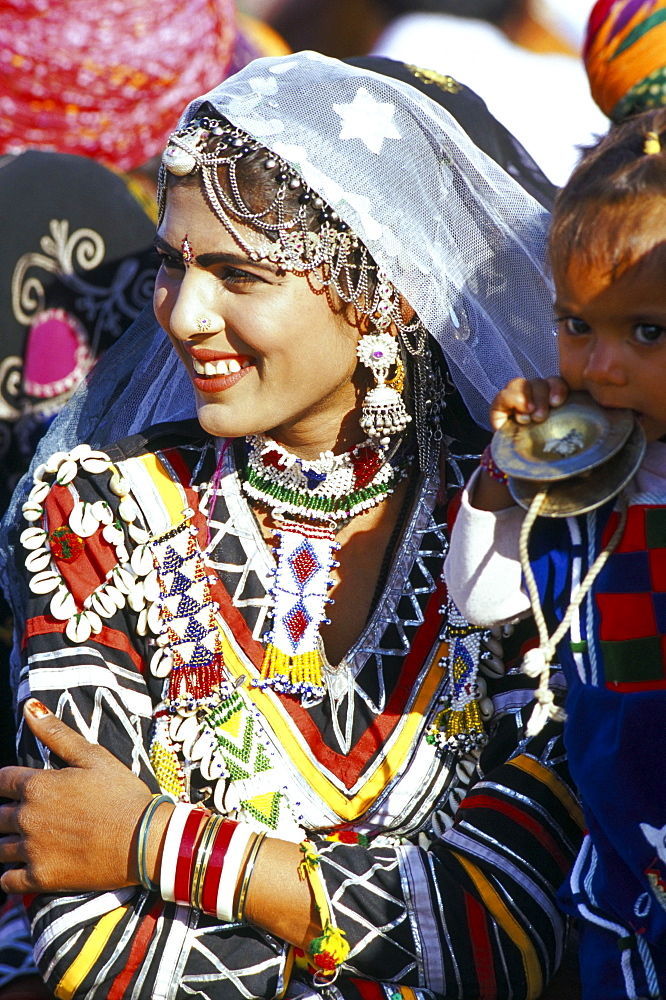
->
[[489, 377, 569, 431]]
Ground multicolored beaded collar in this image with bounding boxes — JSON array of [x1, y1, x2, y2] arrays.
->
[[238, 433, 412, 702], [242, 433, 406, 523]]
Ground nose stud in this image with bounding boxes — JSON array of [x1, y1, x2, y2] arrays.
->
[[197, 316, 211, 333]]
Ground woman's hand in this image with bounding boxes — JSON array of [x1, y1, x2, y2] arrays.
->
[[0, 700, 166, 895], [489, 376, 569, 431]]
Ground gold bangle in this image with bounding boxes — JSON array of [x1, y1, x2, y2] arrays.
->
[[234, 831, 266, 923], [190, 815, 225, 910]]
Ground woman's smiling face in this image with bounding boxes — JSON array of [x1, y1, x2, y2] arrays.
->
[[153, 182, 366, 455]]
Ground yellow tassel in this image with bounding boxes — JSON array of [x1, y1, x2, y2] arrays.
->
[[298, 840, 321, 880], [441, 700, 484, 743], [309, 921, 350, 973], [259, 643, 324, 692], [644, 131, 661, 155], [463, 700, 484, 733], [298, 841, 349, 976]]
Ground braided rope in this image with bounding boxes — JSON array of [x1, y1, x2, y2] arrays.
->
[[518, 488, 628, 735]]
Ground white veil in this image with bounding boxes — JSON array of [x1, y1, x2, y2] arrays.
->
[[1, 51, 558, 633]]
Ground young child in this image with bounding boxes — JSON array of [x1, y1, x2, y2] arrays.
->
[[445, 107, 666, 999]]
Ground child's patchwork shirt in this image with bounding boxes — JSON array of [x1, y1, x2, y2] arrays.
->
[[446, 441, 666, 979]]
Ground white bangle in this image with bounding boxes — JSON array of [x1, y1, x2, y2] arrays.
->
[[216, 822, 255, 923], [160, 802, 199, 903]]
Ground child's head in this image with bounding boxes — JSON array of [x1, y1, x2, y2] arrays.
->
[[549, 108, 666, 443]]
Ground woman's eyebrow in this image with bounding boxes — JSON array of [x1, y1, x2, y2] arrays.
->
[[153, 234, 179, 255], [195, 251, 280, 275], [152, 234, 280, 274]]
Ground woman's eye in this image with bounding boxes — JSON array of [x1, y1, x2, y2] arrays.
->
[[221, 266, 262, 285], [559, 317, 590, 336], [634, 323, 666, 345], [156, 251, 184, 272]]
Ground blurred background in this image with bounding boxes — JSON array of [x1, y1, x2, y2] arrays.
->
[[236, 0, 605, 188]]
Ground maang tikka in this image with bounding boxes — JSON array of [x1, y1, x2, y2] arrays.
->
[[357, 272, 412, 446]]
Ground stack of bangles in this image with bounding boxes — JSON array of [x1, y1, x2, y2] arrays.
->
[[136, 795, 265, 923], [136, 795, 350, 978], [480, 444, 508, 485]]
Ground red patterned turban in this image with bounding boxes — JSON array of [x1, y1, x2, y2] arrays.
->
[[584, 0, 666, 120], [0, 0, 239, 170]]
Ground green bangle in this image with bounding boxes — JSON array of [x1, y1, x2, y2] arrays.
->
[[137, 793, 174, 892]]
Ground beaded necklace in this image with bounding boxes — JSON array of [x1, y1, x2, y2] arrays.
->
[[243, 434, 405, 522], [237, 433, 411, 703]]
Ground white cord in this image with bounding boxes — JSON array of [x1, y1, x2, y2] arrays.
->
[[518, 489, 628, 735]]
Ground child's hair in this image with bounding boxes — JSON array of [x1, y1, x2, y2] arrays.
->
[[550, 107, 666, 278]]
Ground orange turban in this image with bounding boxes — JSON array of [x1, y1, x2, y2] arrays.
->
[[584, 0, 666, 120], [0, 0, 239, 170]]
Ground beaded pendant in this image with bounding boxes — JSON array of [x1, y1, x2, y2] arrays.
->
[[426, 601, 489, 753], [241, 434, 409, 701], [151, 522, 226, 713], [257, 521, 338, 701]]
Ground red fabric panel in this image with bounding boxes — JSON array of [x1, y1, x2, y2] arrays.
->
[[464, 890, 497, 999], [23, 616, 145, 672], [350, 979, 385, 1000], [44, 484, 118, 606], [601, 505, 646, 553], [596, 592, 656, 641], [649, 547, 666, 591]]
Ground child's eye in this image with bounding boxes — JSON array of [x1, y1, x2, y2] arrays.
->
[[558, 317, 590, 336], [634, 323, 666, 345]]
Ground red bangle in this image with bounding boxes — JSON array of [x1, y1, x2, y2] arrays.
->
[[200, 819, 239, 915], [174, 810, 208, 905], [480, 444, 508, 485]]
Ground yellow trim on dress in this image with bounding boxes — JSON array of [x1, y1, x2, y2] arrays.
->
[[452, 853, 543, 1000], [218, 614, 443, 821], [136, 452, 190, 527], [55, 905, 128, 999], [508, 755, 585, 830]]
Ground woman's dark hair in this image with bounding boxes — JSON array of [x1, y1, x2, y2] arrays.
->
[[550, 106, 666, 277]]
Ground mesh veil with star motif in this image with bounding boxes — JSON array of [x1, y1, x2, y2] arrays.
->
[[0, 51, 558, 634]]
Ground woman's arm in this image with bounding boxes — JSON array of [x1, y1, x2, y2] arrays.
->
[[1, 701, 583, 999], [1, 456, 291, 1000]]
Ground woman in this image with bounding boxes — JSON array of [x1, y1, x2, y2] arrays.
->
[[0, 53, 580, 999]]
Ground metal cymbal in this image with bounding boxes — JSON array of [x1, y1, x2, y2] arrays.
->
[[491, 391, 635, 482], [507, 420, 646, 517]]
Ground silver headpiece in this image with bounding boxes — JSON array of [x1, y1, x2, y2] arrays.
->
[[162, 52, 556, 425], [158, 115, 423, 341]]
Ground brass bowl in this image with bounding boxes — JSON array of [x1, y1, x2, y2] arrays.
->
[[507, 420, 646, 517], [491, 391, 635, 482]]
